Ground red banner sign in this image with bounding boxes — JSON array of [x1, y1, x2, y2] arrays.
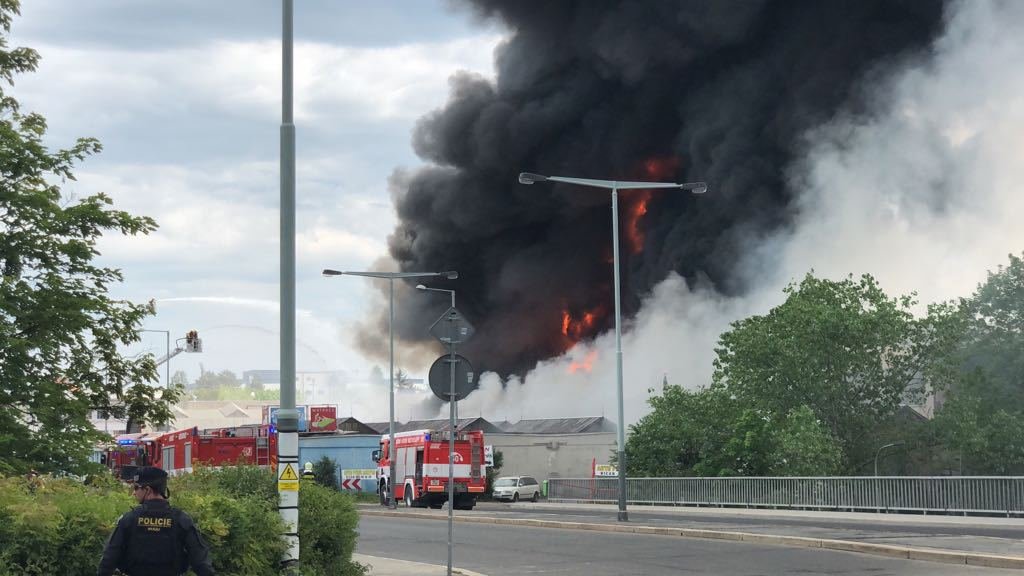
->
[[308, 406, 337, 432]]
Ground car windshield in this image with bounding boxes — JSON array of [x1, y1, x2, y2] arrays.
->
[[494, 478, 517, 487]]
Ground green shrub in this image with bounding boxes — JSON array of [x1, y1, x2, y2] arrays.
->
[[0, 466, 365, 576], [297, 482, 363, 576], [312, 455, 338, 489], [0, 475, 132, 576]]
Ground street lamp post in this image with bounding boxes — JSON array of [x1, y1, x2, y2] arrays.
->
[[416, 284, 457, 576], [518, 172, 707, 522], [323, 269, 457, 510], [140, 329, 171, 388], [874, 441, 906, 477]]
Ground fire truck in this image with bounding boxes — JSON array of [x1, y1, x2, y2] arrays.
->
[[105, 424, 277, 480], [373, 429, 485, 510]]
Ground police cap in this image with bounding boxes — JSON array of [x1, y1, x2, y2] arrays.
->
[[133, 466, 168, 487]]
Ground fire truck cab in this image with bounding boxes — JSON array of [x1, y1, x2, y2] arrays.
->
[[374, 429, 485, 510], [106, 433, 161, 481]]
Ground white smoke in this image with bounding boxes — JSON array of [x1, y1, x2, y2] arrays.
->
[[449, 0, 1024, 427]]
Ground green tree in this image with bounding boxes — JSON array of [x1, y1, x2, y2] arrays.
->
[[313, 455, 339, 489], [0, 1, 179, 475], [768, 406, 843, 476], [170, 369, 190, 388], [960, 253, 1024, 410], [625, 385, 735, 477], [712, 273, 933, 471], [193, 369, 241, 400], [485, 449, 504, 497]]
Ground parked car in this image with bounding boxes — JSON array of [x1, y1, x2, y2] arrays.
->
[[492, 475, 541, 502]]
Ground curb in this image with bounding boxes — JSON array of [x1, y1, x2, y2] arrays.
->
[[360, 509, 1024, 569], [353, 553, 487, 576]]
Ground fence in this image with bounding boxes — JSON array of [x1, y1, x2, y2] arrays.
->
[[547, 476, 1024, 516]]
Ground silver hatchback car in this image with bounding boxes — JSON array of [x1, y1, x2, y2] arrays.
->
[[492, 475, 541, 502]]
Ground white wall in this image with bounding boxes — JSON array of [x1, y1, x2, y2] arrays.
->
[[487, 432, 617, 480]]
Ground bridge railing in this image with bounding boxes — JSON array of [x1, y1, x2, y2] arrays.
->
[[546, 476, 1024, 516]]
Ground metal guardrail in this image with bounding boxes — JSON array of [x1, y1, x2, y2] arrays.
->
[[547, 477, 1024, 516]]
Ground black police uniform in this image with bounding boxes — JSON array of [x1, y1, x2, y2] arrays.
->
[[97, 468, 215, 576]]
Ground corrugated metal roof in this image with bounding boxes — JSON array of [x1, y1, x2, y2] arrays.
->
[[500, 417, 615, 434], [395, 417, 504, 433], [364, 416, 614, 435]]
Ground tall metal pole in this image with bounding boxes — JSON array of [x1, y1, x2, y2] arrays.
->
[[164, 331, 169, 387], [141, 330, 172, 388], [447, 290, 456, 576], [277, 0, 301, 567], [388, 279, 397, 509], [611, 185, 628, 522]]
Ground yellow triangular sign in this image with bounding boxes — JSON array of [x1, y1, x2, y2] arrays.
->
[[279, 463, 299, 481]]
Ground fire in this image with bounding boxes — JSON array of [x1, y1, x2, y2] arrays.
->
[[568, 350, 598, 374], [642, 155, 680, 180], [624, 190, 652, 254], [561, 308, 600, 342], [622, 155, 681, 254]]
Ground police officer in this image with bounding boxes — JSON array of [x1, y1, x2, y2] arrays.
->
[[97, 467, 215, 576]]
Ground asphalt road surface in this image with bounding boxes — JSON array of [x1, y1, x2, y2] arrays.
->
[[357, 515, 1021, 575]]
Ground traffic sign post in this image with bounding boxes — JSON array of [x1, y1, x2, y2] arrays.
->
[[425, 304, 475, 576]]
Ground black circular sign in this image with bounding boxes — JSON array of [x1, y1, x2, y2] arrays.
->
[[428, 353, 477, 401]]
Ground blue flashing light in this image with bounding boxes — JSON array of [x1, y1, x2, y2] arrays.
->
[[269, 426, 277, 435], [424, 433, 430, 442], [117, 439, 136, 445]]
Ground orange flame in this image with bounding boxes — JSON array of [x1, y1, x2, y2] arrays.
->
[[568, 350, 598, 374], [642, 156, 680, 180], [624, 190, 652, 254], [561, 309, 599, 341]]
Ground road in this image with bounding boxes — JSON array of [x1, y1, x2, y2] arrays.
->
[[357, 515, 1022, 575]]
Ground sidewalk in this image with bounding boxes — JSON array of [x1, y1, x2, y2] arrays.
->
[[353, 553, 485, 576], [358, 502, 1024, 569]]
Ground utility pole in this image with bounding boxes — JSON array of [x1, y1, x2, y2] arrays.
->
[[277, 0, 301, 569]]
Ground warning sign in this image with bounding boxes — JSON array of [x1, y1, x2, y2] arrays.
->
[[278, 463, 299, 491]]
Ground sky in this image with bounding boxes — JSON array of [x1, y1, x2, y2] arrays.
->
[[7, 1, 1024, 427], [7, 0, 504, 409]]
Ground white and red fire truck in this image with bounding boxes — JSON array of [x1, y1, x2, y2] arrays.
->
[[104, 424, 277, 480], [374, 429, 485, 510]]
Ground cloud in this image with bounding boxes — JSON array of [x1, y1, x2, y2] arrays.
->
[[12, 34, 501, 140]]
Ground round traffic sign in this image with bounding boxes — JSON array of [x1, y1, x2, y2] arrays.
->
[[428, 353, 477, 401]]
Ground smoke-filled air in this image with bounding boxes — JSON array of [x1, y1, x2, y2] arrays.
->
[[354, 0, 1024, 426]]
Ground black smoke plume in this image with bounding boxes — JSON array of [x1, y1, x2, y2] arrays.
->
[[374, 0, 946, 377]]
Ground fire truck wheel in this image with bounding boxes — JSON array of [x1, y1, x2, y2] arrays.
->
[[379, 484, 387, 506], [512, 492, 519, 503], [404, 489, 414, 508]]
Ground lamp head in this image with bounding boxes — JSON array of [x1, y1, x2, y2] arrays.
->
[[681, 182, 708, 194], [415, 284, 427, 290], [518, 172, 548, 185], [443, 270, 459, 280], [322, 269, 343, 276]]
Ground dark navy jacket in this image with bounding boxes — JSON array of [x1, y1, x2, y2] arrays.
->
[[97, 498, 214, 576]]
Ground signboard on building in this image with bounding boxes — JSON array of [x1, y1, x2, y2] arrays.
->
[[340, 469, 376, 491], [309, 406, 337, 433], [266, 406, 308, 432], [594, 464, 618, 478]]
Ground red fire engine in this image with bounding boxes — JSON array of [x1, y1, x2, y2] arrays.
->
[[373, 429, 485, 510], [105, 424, 277, 480]]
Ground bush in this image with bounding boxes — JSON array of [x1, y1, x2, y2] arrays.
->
[[312, 455, 338, 489], [0, 475, 133, 576], [0, 466, 366, 576]]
